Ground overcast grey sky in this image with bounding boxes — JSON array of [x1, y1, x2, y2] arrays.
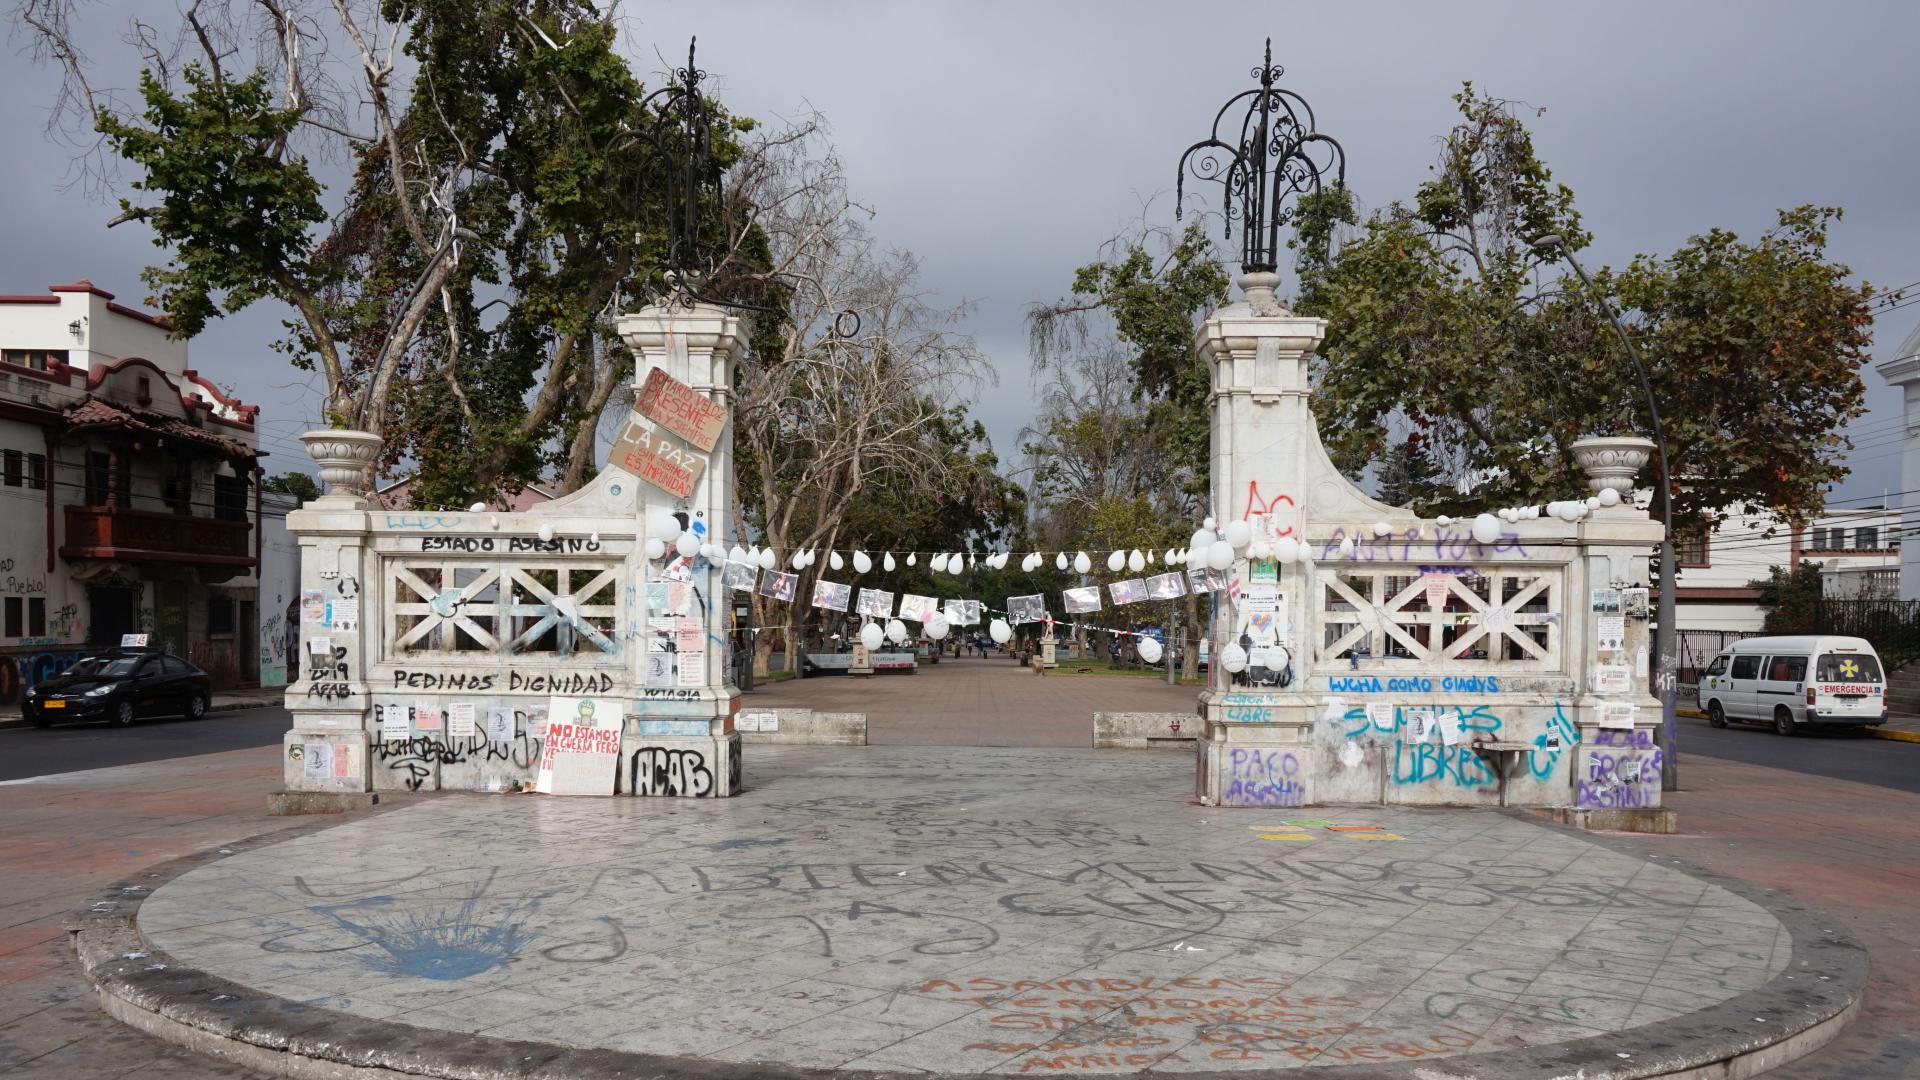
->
[[8, 1, 1919, 506]]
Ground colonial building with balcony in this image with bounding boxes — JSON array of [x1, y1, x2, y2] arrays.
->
[[0, 280, 264, 700]]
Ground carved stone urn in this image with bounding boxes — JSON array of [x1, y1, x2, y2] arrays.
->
[[299, 429, 383, 501], [1570, 435, 1656, 496]]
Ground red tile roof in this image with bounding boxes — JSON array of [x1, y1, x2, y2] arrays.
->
[[63, 398, 257, 458]]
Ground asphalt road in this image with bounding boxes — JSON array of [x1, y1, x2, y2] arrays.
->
[[1675, 713, 1920, 794], [0, 705, 291, 782]]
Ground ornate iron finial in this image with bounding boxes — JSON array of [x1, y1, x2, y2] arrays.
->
[[1176, 37, 1347, 276], [643, 37, 725, 296]]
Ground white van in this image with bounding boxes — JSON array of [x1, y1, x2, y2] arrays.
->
[[1698, 635, 1887, 736]]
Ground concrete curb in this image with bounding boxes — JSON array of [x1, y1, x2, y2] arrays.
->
[[0, 697, 281, 731], [68, 805, 1868, 1080], [1676, 705, 1920, 743]]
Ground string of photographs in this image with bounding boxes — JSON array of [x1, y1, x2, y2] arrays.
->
[[717, 557, 1229, 642]]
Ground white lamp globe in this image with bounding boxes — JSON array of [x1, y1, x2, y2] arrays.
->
[[989, 618, 1013, 644], [854, 550, 873, 574], [676, 531, 700, 558], [860, 622, 884, 651], [829, 550, 845, 570], [1224, 520, 1253, 550], [1106, 550, 1125, 572], [884, 552, 897, 572], [1220, 642, 1249, 673], [651, 512, 682, 541], [886, 618, 909, 644], [1138, 636, 1163, 664], [927, 615, 950, 640], [644, 537, 667, 560], [536, 522, 555, 543], [758, 547, 776, 570], [1128, 549, 1146, 573], [1598, 487, 1621, 507], [1207, 540, 1235, 570], [1274, 536, 1300, 564], [1471, 513, 1502, 546], [1074, 551, 1092, 574]]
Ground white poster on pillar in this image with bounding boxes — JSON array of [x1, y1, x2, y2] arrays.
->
[[535, 695, 623, 796]]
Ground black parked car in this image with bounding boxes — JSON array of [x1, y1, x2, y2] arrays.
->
[[22, 648, 211, 728]]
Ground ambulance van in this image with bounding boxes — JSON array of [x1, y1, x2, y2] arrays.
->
[[1698, 635, 1886, 735]]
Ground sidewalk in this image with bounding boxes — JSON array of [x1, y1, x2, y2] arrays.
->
[[0, 685, 286, 730]]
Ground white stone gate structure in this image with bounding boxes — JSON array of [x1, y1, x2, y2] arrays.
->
[[1192, 273, 1665, 811], [282, 302, 745, 799]]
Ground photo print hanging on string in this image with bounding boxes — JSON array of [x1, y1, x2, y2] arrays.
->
[[1062, 586, 1102, 615], [1108, 578, 1148, 606], [721, 559, 758, 592], [856, 587, 895, 619], [899, 594, 938, 623], [943, 598, 981, 626], [1145, 572, 1188, 600], [811, 580, 852, 612], [757, 570, 798, 603], [1007, 594, 1049, 624]]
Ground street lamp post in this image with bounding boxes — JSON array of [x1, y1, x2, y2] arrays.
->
[[1534, 235, 1679, 792]]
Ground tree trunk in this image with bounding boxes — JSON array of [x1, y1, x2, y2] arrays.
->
[[1181, 590, 1202, 680]]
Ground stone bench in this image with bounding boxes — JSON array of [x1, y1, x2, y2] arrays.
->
[[1092, 711, 1198, 750], [736, 707, 867, 746]]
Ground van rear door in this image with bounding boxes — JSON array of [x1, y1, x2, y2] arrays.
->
[[1726, 654, 1763, 719], [1813, 651, 1884, 722], [1756, 654, 1807, 723]]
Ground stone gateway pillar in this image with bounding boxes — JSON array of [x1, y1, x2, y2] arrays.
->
[[1193, 273, 1667, 813]]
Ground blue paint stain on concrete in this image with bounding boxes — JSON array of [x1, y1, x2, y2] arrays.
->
[[310, 894, 537, 981]]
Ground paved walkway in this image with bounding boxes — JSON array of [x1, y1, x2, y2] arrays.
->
[[749, 656, 1198, 746], [125, 746, 1815, 1075]]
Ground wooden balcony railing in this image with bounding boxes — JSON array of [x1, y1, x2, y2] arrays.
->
[[61, 504, 254, 568]]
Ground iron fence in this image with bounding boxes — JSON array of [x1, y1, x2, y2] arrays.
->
[[1811, 598, 1920, 658]]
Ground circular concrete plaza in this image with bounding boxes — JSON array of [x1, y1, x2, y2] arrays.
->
[[137, 747, 1793, 1074]]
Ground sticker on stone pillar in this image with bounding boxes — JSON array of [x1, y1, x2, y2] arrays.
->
[[483, 707, 515, 742], [331, 595, 359, 631], [301, 590, 327, 626], [1437, 712, 1462, 746], [1407, 709, 1433, 744], [447, 702, 476, 738], [414, 701, 443, 731], [1599, 702, 1637, 730], [1591, 588, 1622, 613], [1365, 702, 1395, 730], [302, 742, 332, 779], [376, 702, 411, 742], [1622, 587, 1650, 618], [1596, 614, 1626, 652], [1591, 663, 1633, 695]]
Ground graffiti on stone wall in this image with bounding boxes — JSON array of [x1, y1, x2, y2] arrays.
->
[[1331, 702, 1579, 792], [629, 746, 713, 797], [0, 649, 89, 706], [1222, 748, 1304, 807], [1317, 525, 1530, 563], [1577, 728, 1661, 809]]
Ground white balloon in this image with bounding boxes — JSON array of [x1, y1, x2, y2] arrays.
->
[[1498, 508, 1516, 523], [677, 531, 700, 558], [1190, 528, 1216, 552], [860, 622, 884, 651], [1585, 496, 1601, 510], [644, 537, 667, 560], [1224, 520, 1253, 550], [949, 556, 964, 577], [1296, 540, 1316, 565], [536, 522, 555, 542], [1075, 551, 1093, 574], [700, 543, 718, 560], [1137, 636, 1163, 664], [886, 618, 909, 644], [1471, 513, 1502, 545], [1203, 516, 1218, 531], [931, 553, 949, 573], [989, 618, 1013, 644], [1372, 521, 1391, 537], [1185, 547, 1205, 569], [906, 552, 917, 567], [1338, 536, 1357, 557], [1164, 548, 1177, 565], [1250, 539, 1272, 561], [854, 550, 873, 574], [758, 547, 776, 570], [1128, 549, 1146, 573], [1146, 549, 1156, 565], [1436, 515, 1453, 527], [1274, 536, 1300, 564], [1598, 487, 1621, 506], [1055, 552, 1069, 571], [1220, 642, 1248, 673], [927, 615, 950, 640], [791, 549, 807, 570], [1106, 550, 1125, 572], [829, 550, 845, 570], [1207, 540, 1234, 570], [649, 512, 680, 541], [884, 552, 897, 572], [489, 514, 500, 529]]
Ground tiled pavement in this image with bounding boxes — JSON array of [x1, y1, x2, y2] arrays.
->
[[749, 656, 1200, 746], [137, 746, 1793, 1074]]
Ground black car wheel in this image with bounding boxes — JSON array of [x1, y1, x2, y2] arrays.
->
[[1707, 701, 1728, 728], [1773, 705, 1798, 737], [188, 694, 208, 719], [111, 700, 135, 727]]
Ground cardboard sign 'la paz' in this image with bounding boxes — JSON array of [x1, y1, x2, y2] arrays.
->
[[608, 413, 706, 499]]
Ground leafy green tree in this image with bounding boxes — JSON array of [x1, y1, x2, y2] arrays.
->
[[1751, 561, 1825, 634], [261, 472, 320, 506], [1296, 86, 1875, 528]]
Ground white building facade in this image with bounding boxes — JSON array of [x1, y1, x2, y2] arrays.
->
[[0, 280, 266, 706], [1671, 505, 1901, 632], [1877, 323, 1920, 601]]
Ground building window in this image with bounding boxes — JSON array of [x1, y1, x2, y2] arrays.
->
[[1677, 528, 1709, 568], [1855, 526, 1880, 551], [1, 449, 19, 487], [1, 349, 65, 371], [84, 451, 110, 506], [208, 594, 235, 635], [165, 458, 193, 515], [3, 597, 19, 638], [26, 453, 45, 491], [27, 598, 44, 637], [213, 473, 248, 522]]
